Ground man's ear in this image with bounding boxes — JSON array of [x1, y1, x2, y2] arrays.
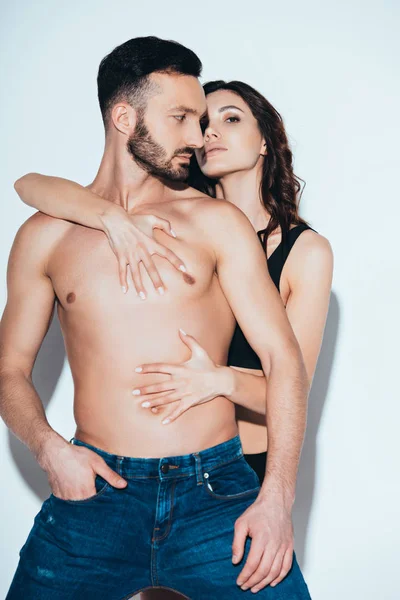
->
[[110, 103, 137, 135], [260, 141, 267, 156]]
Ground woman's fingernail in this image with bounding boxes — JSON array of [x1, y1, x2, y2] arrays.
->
[[132, 389, 140, 396], [162, 418, 170, 425], [141, 401, 151, 408], [170, 229, 177, 238], [232, 555, 238, 563], [179, 328, 187, 336], [158, 287, 165, 295], [179, 265, 187, 273], [122, 286, 127, 294], [135, 367, 143, 373], [139, 291, 146, 300]]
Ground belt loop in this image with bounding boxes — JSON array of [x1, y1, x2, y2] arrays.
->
[[193, 452, 203, 486]]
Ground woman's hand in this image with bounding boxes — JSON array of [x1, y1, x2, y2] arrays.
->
[[100, 208, 187, 298], [133, 329, 233, 424]]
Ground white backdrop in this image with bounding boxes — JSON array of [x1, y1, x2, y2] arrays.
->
[[1, 1, 399, 598]]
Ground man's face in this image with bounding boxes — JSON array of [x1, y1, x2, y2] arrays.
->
[[127, 73, 206, 181]]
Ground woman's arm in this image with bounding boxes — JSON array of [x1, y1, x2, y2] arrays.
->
[[14, 174, 187, 295], [281, 231, 333, 385], [15, 173, 125, 230]]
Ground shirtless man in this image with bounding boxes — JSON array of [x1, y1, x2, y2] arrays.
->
[[1, 37, 311, 599]]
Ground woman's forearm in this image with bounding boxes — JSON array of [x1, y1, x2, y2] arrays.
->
[[218, 366, 267, 415], [14, 173, 125, 231]]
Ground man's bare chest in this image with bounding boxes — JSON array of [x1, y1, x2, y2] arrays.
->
[[47, 222, 217, 313]]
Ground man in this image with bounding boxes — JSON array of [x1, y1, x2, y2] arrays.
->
[[1, 37, 311, 598]]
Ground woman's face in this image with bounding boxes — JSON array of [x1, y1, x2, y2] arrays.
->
[[195, 89, 266, 179]]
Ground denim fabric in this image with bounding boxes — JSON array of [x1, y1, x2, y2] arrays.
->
[[7, 435, 311, 599]]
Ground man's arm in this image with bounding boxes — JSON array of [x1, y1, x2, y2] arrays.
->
[[204, 201, 309, 591], [211, 203, 309, 500], [0, 214, 126, 498], [0, 214, 64, 464]]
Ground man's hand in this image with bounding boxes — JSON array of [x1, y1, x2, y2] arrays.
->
[[232, 493, 294, 593], [39, 438, 127, 501]]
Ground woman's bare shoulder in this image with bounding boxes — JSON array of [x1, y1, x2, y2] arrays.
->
[[287, 228, 334, 282]]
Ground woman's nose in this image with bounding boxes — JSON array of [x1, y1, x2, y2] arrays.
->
[[204, 126, 220, 141]]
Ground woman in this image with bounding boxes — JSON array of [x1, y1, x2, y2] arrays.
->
[[15, 80, 333, 597]]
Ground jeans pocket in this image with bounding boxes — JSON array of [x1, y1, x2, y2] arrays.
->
[[203, 456, 260, 500], [50, 475, 111, 505]]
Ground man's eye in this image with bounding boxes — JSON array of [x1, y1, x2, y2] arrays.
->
[[174, 115, 186, 122]]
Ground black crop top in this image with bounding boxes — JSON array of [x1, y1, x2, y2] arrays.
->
[[227, 223, 313, 370]]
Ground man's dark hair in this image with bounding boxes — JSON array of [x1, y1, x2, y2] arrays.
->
[[97, 36, 202, 126]]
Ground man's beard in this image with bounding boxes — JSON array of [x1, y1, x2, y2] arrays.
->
[[127, 113, 193, 182]]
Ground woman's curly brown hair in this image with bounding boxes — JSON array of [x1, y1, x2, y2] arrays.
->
[[188, 80, 309, 252]]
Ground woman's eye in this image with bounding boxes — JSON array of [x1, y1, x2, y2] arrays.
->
[[174, 115, 186, 122], [226, 116, 240, 123]]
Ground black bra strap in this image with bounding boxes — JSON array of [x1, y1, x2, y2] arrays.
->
[[281, 224, 315, 264]]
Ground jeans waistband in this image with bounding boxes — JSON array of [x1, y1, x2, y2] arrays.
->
[[70, 435, 244, 483]]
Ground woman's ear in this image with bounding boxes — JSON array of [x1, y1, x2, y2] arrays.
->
[[260, 141, 268, 157], [110, 103, 137, 135]]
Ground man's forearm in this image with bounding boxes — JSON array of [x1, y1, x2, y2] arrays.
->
[[259, 344, 309, 506], [0, 368, 66, 467]]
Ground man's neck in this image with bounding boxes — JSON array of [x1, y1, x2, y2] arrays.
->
[[89, 144, 184, 213]]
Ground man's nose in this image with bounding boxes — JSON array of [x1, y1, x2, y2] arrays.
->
[[186, 123, 206, 149]]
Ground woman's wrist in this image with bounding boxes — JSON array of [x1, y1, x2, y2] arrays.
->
[[215, 365, 236, 400], [98, 202, 130, 234]]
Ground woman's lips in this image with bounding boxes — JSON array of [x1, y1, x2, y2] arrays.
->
[[204, 147, 227, 158]]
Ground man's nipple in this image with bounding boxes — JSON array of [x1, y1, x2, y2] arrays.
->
[[66, 292, 76, 304], [183, 272, 196, 285]]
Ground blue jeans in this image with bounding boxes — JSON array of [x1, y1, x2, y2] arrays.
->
[[7, 435, 311, 599]]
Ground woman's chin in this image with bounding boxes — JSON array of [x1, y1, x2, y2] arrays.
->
[[200, 166, 233, 179]]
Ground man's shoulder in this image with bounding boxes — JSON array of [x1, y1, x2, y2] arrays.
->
[[18, 211, 71, 236], [13, 211, 73, 258], [174, 189, 249, 226]]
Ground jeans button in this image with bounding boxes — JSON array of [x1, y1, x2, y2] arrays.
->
[[161, 464, 169, 474]]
